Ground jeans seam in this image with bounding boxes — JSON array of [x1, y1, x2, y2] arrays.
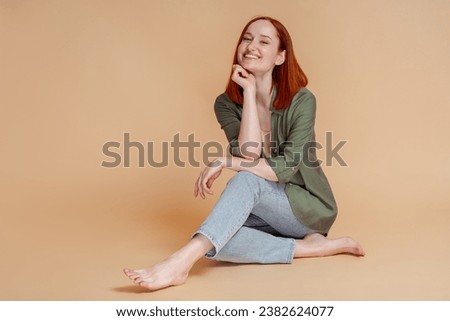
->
[[220, 203, 253, 252]]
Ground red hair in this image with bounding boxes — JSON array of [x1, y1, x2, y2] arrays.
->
[[225, 16, 308, 110]]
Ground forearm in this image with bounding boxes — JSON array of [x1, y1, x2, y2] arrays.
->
[[237, 89, 262, 159], [220, 156, 278, 182]]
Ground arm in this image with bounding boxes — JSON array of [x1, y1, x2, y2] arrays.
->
[[197, 89, 317, 199], [196, 88, 276, 199], [221, 156, 277, 181], [231, 65, 262, 160], [218, 85, 317, 182], [194, 156, 277, 199]]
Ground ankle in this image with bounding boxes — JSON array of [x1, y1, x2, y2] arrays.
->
[[170, 235, 213, 264], [189, 234, 214, 257]]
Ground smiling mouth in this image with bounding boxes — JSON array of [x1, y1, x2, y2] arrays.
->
[[244, 54, 260, 59]]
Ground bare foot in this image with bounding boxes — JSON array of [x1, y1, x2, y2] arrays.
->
[[294, 233, 365, 258], [123, 254, 190, 291], [123, 234, 213, 291]]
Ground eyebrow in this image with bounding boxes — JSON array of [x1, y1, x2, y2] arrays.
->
[[244, 32, 272, 40]]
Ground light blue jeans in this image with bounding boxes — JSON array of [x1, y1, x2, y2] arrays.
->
[[194, 171, 311, 264]]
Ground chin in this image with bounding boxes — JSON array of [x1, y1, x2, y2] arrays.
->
[[239, 62, 257, 72]]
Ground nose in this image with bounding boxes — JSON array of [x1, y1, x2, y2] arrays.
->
[[246, 39, 257, 51]]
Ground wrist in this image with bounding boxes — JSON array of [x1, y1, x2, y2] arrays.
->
[[243, 87, 256, 97], [215, 157, 227, 169]]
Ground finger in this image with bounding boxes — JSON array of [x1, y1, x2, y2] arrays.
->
[[232, 64, 243, 71], [206, 178, 215, 194], [232, 64, 247, 77], [194, 177, 199, 197], [231, 67, 241, 80], [197, 172, 205, 199], [239, 68, 249, 78], [201, 174, 213, 195], [234, 65, 248, 77]]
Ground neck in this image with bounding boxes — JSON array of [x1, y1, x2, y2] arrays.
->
[[254, 72, 274, 108]]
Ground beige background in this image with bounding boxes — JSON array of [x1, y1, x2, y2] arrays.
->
[[1, 0, 449, 300]]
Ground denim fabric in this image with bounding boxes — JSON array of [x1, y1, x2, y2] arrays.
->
[[194, 171, 311, 264]]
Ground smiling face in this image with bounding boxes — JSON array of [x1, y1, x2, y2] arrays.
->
[[237, 19, 286, 76]]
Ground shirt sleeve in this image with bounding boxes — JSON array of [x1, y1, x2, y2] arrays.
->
[[267, 92, 317, 183], [213, 94, 245, 158]]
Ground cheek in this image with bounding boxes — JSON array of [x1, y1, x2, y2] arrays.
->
[[236, 44, 248, 63], [237, 43, 246, 55], [262, 48, 279, 62]]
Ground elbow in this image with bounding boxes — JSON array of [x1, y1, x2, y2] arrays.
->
[[237, 140, 261, 161], [239, 148, 261, 161]]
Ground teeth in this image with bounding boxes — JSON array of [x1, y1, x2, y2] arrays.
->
[[245, 54, 259, 59]]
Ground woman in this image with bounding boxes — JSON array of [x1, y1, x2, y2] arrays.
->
[[124, 16, 364, 291]]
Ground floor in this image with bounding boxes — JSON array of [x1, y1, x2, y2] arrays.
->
[[1, 168, 449, 301]]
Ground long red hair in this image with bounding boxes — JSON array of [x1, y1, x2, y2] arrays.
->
[[225, 16, 308, 110]]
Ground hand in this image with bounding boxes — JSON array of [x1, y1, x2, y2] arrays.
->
[[194, 158, 225, 199], [231, 64, 256, 93]]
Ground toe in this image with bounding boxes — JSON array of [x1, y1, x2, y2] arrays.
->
[[139, 281, 152, 290], [130, 274, 141, 281], [123, 268, 140, 276], [125, 272, 141, 280], [133, 277, 143, 284]]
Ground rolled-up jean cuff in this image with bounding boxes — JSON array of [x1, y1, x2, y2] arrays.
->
[[193, 229, 296, 264], [285, 238, 296, 264], [192, 230, 219, 258]]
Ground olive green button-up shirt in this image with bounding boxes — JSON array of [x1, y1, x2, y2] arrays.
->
[[214, 87, 337, 234]]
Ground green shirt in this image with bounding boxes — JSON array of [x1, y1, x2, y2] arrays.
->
[[214, 87, 337, 234]]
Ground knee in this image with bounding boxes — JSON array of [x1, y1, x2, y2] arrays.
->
[[229, 171, 261, 186]]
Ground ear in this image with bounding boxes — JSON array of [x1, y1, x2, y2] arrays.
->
[[275, 50, 286, 66]]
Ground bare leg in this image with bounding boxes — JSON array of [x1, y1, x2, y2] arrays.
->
[[123, 234, 213, 291], [294, 233, 365, 258]]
